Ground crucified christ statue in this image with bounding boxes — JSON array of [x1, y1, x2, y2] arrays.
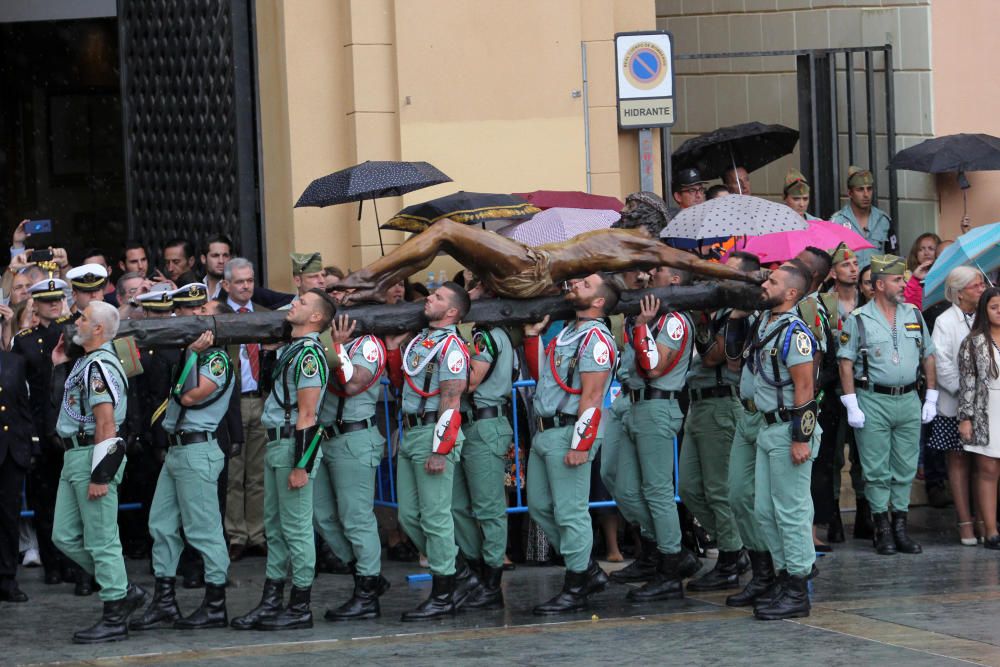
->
[[333, 191, 764, 304]]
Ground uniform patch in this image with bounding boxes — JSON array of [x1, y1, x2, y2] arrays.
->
[[795, 331, 813, 356], [800, 410, 816, 437], [209, 356, 226, 377], [447, 349, 466, 374], [839, 331, 850, 345], [592, 340, 611, 366], [362, 339, 380, 363], [90, 372, 107, 394], [666, 316, 685, 341], [301, 353, 319, 378], [904, 322, 922, 331]]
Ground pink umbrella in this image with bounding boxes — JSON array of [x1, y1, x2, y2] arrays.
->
[[496, 207, 619, 246], [728, 219, 874, 264]]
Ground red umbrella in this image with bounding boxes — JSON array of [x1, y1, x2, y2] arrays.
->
[[515, 190, 624, 212]]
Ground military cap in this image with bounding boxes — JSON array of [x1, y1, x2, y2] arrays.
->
[[65, 263, 109, 292], [135, 289, 174, 312], [290, 252, 323, 276], [29, 278, 68, 302], [829, 242, 855, 265], [171, 282, 208, 308], [673, 167, 708, 191], [869, 254, 906, 275], [847, 165, 874, 189], [783, 168, 810, 197]]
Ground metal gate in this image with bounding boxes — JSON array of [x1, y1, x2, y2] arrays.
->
[[117, 0, 261, 270]]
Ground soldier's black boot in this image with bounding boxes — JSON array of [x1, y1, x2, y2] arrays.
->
[[255, 586, 313, 630], [853, 497, 874, 540], [627, 549, 696, 602], [325, 574, 390, 621], [130, 577, 181, 630], [872, 512, 897, 555], [74, 573, 97, 596], [174, 583, 227, 629], [465, 565, 504, 609], [231, 578, 285, 630], [753, 574, 810, 620], [532, 569, 590, 615], [687, 548, 750, 591], [610, 536, 659, 583], [453, 554, 483, 609], [891, 511, 923, 554], [401, 574, 457, 621], [726, 551, 776, 607], [752, 570, 788, 610], [584, 559, 610, 595], [73, 599, 129, 644], [828, 509, 846, 543]]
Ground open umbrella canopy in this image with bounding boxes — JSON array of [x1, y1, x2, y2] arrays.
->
[[730, 219, 874, 264], [889, 133, 1000, 174], [294, 160, 451, 208], [515, 190, 624, 212], [672, 122, 799, 180], [923, 221, 1000, 306], [496, 207, 619, 246], [661, 194, 808, 242], [381, 191, 539, 233]]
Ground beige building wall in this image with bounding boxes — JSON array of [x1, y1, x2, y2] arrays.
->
[[655, 0, 937, 256], [254, 0, 657, 291]]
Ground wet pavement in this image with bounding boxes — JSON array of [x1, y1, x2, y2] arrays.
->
[[6, 507, 1000, 666]]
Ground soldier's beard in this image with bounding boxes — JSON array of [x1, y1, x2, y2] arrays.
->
[[761, 293, 785, 310]]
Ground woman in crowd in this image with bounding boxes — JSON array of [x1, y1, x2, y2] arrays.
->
[[904, 233, 941, 309], [958, 287, 1000, 549]]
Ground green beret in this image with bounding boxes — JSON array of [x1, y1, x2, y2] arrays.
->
[[869, 254, 905, 275], [847, 166, 874, 189], [290, 252, 323, 276], [783, 168, 810, 197]]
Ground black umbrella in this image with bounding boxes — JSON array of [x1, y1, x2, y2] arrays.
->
[[889, 133, 1000, 216], [381, 192, 539, 233], [672, 122, 799, 185], [294, 160, 452, 253]]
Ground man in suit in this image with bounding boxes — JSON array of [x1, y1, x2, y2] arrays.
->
[[0, 349, 33, 602]]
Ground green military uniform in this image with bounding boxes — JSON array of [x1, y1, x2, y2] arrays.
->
[[616, 312, 692, 555], [261, 333, 327, 589], [598, 318, 640, 525], [149, 346, 234, 586], [452, 326, 514, 569], [728, 361, 767, 552], [398, 325, 468, 576], [313, 334, 385, 577], [679, 309, 743, 553], [52, 342, 130, 602], [749, 311, 820, 578], [530, 319, 615, 573], [837, 291, 933, 515], [830, 167, 893, 269]]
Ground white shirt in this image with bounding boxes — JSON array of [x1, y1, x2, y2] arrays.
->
[[931, 304, 975, 417], [204, 275, 222, 300], [228, 297, 258, 392]]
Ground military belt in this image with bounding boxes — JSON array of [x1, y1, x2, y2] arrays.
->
[[462, 405, 510, 423], [536, 413, 577, 431], [403, 412, 439, 429], [59, 435, 94, 449], [741, 399, 758, 414], [241, 390, 263, 398], [629, 388, 681, 403], [857, 381, 917, 396], [266, 425, 295, 441], [688, 385, 737, 401], [762, 410, 792, 426], [168, 431, 213, 447], [327, 418, 375, 436]]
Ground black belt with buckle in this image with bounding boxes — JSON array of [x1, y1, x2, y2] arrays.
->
[[266, 425, 295, 441], [168, 431, 212, 447], [403, 412, 439, 429], [628, 387, 681, 403], [688, 385, 737, 402], [462, 405, 510, 423], [762, 410, 791, 426], [241, 390, 263, 398], [858, 381, 917, 396], [328, 418, 375, 436], [536, 413, 577, 431], [741, 399, 758, 414], [60, 435, 94, 449]]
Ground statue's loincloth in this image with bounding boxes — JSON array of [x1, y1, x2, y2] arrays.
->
[[478, 247, 557, 299]]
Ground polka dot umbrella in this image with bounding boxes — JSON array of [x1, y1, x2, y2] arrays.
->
[[660, 194, 809, 244], [495, 207, 620, 246]]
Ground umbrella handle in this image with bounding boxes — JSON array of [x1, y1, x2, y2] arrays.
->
[[374, 199, 385, 256]]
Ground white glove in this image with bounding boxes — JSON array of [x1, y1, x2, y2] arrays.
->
[[840, 393, 865, 429], [921, 389, 939, 424]]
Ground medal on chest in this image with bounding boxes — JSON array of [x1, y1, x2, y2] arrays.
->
[[891, 350, 900, 365]]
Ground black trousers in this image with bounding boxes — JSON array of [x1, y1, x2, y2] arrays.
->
[[812, 391, 846, 525], [26, 447, 65, 574], [0, 450, 27, 581]]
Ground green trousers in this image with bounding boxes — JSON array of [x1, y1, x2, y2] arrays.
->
[[754, 422, 818, 578], [52, 446, 128, 602], [313, 427, 383, 577], [263, 438, 317, 588], [679, 395, 743, 552], [616, 398, 683, 554], [854, 390, 921, 513], [452, 416, 511, 568], [526, 426, 599, 573], [149, 441, 229, 585], [397, 424, 462, 576], [598, 393, 630, 517], [727, 410, 767, 552]]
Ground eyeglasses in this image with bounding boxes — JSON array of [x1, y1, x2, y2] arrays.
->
[[680, 186, 705, 195]]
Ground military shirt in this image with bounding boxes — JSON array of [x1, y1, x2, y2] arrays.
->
[[163, 347, 235, 433], [830, 204, 892, 269], [687, 310, 739, 389], [262, 332, 328, 428], [630, 311, 694, 392], [796, 292, 830, 355], [56, 342, 128, 438], [467, 326, 513, 409], [749, 310, 815, 413], [12, 318, 66, 437], [401, 325, 468, 415], [836, 300, 934, 388], [738, 362, 756, 402], [617, 317, 644, 391], [319, 334, 385, 425], [533, 319, 615, 419]]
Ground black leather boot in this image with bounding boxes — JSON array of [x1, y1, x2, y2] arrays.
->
[[465, 565, 504, 609], [255, 586, 313, 630], [687, 549, 750, 591], [753, 574, 810, 620], [532, 569, 589, 615], [627, 550, 692, 602], [853, 497, 874, 540], [726, 551, 776, 607], [453, 554, 483, 609], [827, 509, 846, 543], [891, 511, 922, 554], [231, 578, 285, 630], [584, 559, 610, 595], [401, 574, 457, 621], [752, 570, 788, 610], [325, 574, 390, 621], [174, 583, 227, 629], [130, 577, 181, 630], [610, 537, 659, 583], [74, 573, 97, 596], [872, 512, 898, 555], [73, 598, 129, 644]]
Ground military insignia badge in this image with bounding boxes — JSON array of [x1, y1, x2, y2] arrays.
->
[[447, 349, 466, 374], [209, 356, 226, 377], [839, 331, 850, 345], [90, 372, 107, 394], [362, 339, 379, 363], [795, 331, 812, 356], [301, 353, 319, 378], [666, 316, 685, 341], [593, 340, 610, 365], [800, 409, 816, 437]]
